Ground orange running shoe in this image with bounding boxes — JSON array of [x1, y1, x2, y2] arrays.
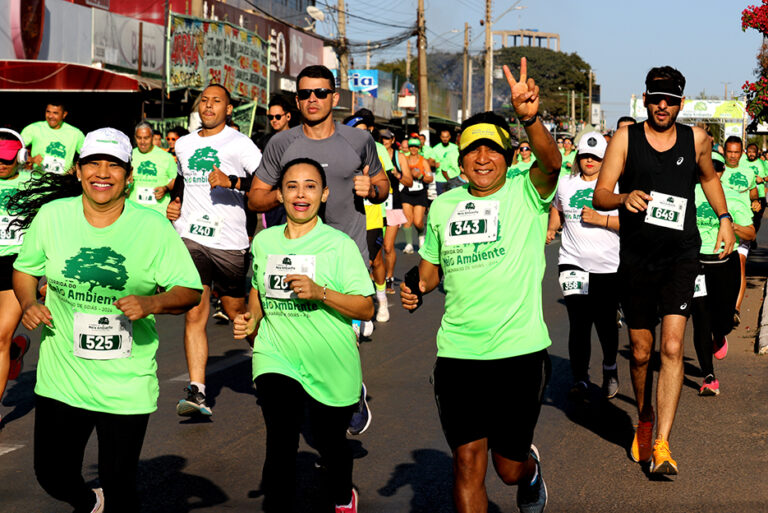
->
[[630, 413, 654, 463], [650, 439, 678, 475]]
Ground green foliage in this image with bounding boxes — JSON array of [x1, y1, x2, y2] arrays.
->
[[62, 247, 129, 292]]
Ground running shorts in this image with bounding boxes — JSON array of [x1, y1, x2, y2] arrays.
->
[[737, 240, 750, 257], [386, 209, 408, 227], [619, 258, 698, 329], [433, 350, 551, 462], [366, 228, 384, 262], [400, 189, 429, 208], [0, 255, 16, 291], [182, 238, 248, 297]]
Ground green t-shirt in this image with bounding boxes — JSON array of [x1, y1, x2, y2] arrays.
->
[[507, 156, 537, 179], [419, 175, 555, 359], [128, 146, 178, 214], [431, 142, 461, 182], [721, 160, 756, 195], [0, 170, 34, 256], [560, 149, 576, 175], [743, 157, 768, 198], [13, 197, 202, 414], [20, 121, 85, 175], [251, 219, 374, 406], [695, 184, 752, 254]]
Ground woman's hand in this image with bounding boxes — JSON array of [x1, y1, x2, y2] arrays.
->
[[114, 295, 156, 321], [233, 311, 258, 340], [285, 274, 322, 300], [21, 302, 53, 330]]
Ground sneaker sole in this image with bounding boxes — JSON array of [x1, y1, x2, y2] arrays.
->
[[176, 400, 212, 417], [699, 387, 719, 397], [650, 460, 678, 475], [347, 389, 372, 436]]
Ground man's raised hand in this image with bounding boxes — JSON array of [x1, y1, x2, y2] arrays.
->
[[503, 57, 540, 121]]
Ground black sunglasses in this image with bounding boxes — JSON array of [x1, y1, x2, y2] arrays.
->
[[520, 146, 531, 151], [267, 114, 283, 120], [297, 88, 333, 100], [646, 93, 682, 107]]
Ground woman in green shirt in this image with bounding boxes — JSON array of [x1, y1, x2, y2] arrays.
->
[[11, 128, 202, 513], [233, 158, 374, 513]]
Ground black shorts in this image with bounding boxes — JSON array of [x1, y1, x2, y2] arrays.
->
[[182, 238, 248, 298], [366, 228, 383, 262], [433, 350, 551, 461], [620, 258, 699, 330], [0, 254, 16, 291], [400, 189, 429, 208]]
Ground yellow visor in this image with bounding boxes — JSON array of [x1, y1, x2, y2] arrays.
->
[[459, 123, 512, 152]]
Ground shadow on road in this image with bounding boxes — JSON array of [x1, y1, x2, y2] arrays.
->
[[0, 368, 36, 428], [203, 349, 257, 408], [378, 448, 502, 513]]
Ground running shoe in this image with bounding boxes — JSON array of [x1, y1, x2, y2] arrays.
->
[[733, 309, 741, 327], [176, 384, 213, 416], [91, 487, 105, 513], [403, 243, 415, 254], [376, 302, 390, 323], [630, 412, 654, 463], [517, 444, 547, 513], [418, 235, 425, 248], [361, 320, 374, 337], [8, 334, 31, 381], [386, 277, 396, 295], [699, 375, 720, 396], [335, 488, 359, 513], [212, 299, 229, 323], [759, 338, 768, 355], [713, 336, 728, 360], [650, 439, 678, 475], [602, 369, 619, 399], [567, 381, 588, 403], [347, 383, 371, 436]]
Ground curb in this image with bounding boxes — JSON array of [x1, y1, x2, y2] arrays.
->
[[759, 281, 768, 354]]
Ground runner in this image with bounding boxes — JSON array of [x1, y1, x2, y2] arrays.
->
[[617, 116, 636, 130], [165, 127, 188, 160], [593, 66, 735, 475], [234, 158, 373, 513], [255, 95, 293, 152], [720, 136, 758, 325], [20, 100, 84, 174], [560, 137, 575, 175], [166, 83, 261, 417], [127, 122, 177, 215], [691, 151, 754, 396], [11, 127, 202, 513], [401, 138, 433, 253], [152, 129, 163, 149], [379, 129, 413, 294], [508, 141, 537, 179], [401, 57, 560, 513], [745, 142, 766, 246], [546, 132, 621, 402], [432, 129, 462, 195], [0, 129, 34, 422], [248, 64, 388, 436]]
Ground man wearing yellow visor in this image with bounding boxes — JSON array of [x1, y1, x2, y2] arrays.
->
[[401, 57, 561, 513]]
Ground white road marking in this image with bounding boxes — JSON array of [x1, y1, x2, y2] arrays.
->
[[0, 444, 24, 457]]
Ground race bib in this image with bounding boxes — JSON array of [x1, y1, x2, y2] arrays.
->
[[136, 186, 157, 205], [645, 191, 686, 231], [407, 181, 424, 192], [187, 213, 221, 242], [559, 270, 589, 296], [444, 200, 499, 246], [264, 254, 316, 299], [384, 194, 394, 211], [0, 216, 22, 246], [693, 274, 707, 298], [42, 155, 67, 175], [73, 313, 132, 360]]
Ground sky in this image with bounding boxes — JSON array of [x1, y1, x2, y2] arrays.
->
[[315, 0, 765, 127]]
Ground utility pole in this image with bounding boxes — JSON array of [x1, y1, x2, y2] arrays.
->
[[484, 0, 492, 111], [338, 0, 349, 89], [462, 22, 469, 121], [722, 81, 730, 100], [468, 56, 473, 116], [406, 40, 412, 81], [587, 70, 593, 126], [417, 0, 429, 133], [571, 89, 576, 133], [366, 41, 371, 69]]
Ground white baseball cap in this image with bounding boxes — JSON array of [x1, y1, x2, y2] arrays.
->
[[576, 131, 607, 159], [80, 128, 132, 163]]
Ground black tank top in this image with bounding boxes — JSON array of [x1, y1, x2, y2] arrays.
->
[[386, 151, 403, 209], [619, 122, 700, 269]]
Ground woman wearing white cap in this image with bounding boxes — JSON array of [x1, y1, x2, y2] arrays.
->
[[10, 128, 202, 513], [547, 131, 622, 401]]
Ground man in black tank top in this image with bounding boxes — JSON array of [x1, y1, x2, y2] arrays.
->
[[593, 66, 735, 476]]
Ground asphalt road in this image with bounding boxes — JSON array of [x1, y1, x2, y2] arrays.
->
[[2, 226, 768, 513]]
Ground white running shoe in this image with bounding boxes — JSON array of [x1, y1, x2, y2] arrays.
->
[[418, 235, 425, 248], [361, 320, 374, 337], [376, 303, 390, 322], [403, 243, 414, 254]]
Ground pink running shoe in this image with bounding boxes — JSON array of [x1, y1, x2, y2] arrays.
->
[[335, 489, 358, 513], [699, 375, 720, 396], [713, 336, 728, 360]]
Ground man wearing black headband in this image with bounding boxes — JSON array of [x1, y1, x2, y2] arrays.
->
[[594, 66, 735, 476]]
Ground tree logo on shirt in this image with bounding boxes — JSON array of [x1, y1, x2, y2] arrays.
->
[[696, 201, 717, 224], [137, 160, 158, 177], [0, 188, 18, 208], [62, 247, 129, 292], [45, 141, 66, 159], [728, 172, 749, 190], [188, 147, 221, 174], [569, 188, 593, 209]]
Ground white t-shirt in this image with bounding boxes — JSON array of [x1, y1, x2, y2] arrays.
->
[[552, 174, 620, 273], [174, 126, 261, 250]]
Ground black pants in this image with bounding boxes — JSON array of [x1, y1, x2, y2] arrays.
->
[[34, 395, 149, 513], [691, 253, 740, 377], [560, 266, 620, 383], [255, 373, 356, 511]]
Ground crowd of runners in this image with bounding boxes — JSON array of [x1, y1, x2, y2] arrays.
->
[[0, 59, 765, 513]]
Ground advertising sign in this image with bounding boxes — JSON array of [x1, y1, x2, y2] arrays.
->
[[630, 97, 746, 121], [288, 27, 323, 76], [169, 14, 269, 105], [93, 9, 164, 75], [348, 69, 379, 97]]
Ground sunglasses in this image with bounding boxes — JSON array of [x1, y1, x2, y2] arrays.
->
[[267, 114, 283, 120], [520, 147, 531, 151], [166, 136, 177, 141], [297, 88, 333, 100], [646, 93, 682, 107]]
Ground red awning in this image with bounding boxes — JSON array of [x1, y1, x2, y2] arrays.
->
[[0, 60, 146, 92]]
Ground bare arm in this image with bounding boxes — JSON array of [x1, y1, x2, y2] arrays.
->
[[284, 274, 374, 320], [750, 187, 759, 200], [421, 161, 434, 184], [546, 205, 562, 245], [248, 175, 279, 212], [397, 153, 414, 187], [13, 270, 52, 330], [233, 287, 265, 343], [113, 286, 202, 321], [734, 223, 756, 241]]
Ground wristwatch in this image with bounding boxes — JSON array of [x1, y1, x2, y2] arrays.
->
[[718, 212, 733, 223], [228, 174, 238, 189]]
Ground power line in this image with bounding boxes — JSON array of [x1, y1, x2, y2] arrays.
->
[[318, 1, 416, 30]]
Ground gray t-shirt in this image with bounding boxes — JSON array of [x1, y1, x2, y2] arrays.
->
[[256, 123, 384, 262]]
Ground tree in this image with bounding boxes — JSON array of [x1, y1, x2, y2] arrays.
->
[[741, 1, 768, 128], [62, 247, 129, 292]]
